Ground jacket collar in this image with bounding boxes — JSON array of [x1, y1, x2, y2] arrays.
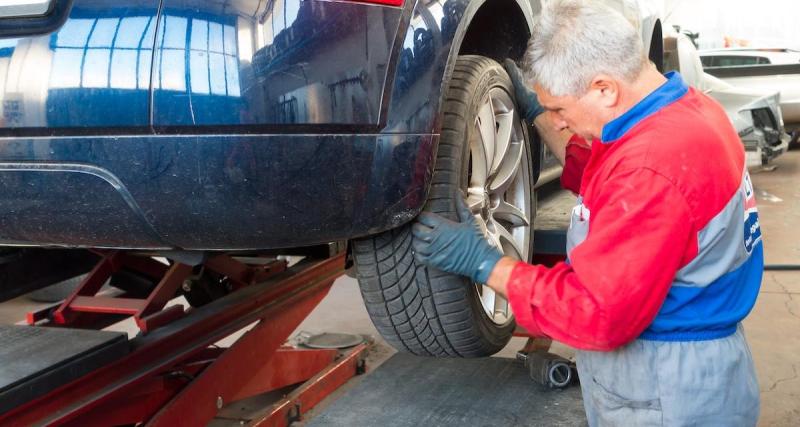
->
[[600, 71, 688, 143]]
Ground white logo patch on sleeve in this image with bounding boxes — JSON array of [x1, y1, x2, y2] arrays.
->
[[742, 172, 761, 254]]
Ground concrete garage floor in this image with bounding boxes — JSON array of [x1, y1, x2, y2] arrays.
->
[[741, 151, 800, 425], [1, 153, 799, 425]]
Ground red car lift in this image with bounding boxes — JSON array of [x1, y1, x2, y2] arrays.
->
[[0, 250, 367, 426]]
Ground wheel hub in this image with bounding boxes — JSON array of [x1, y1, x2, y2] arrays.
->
[[480, 190, 491, 220]]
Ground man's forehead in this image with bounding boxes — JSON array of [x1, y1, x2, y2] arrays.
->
[[534, 86, 561, 109], [538, 98, 559, 110]]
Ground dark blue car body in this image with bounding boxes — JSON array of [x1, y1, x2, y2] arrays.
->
[[0, 0, 660, 250]]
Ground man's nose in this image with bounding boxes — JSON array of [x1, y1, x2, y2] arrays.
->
[[551, 115, 568, 131]]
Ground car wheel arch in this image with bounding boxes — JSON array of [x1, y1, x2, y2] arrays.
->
[[372, 0, 537, 224], [436, 0, 536, 127], [382, 0, 537, 133]]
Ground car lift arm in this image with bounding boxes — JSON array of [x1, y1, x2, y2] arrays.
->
[[2, 251, 367, 427]]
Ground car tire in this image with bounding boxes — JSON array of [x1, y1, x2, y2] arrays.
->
[[353, 55, 536, 357]]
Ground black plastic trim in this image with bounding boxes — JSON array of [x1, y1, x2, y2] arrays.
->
[[704, 63, 800, 78], [0, 0, 72, 39], [0, 126, 152, 138]]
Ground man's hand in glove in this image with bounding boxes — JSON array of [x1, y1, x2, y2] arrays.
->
[[504, 59, 545, 122], [411, 195, 503, 284]]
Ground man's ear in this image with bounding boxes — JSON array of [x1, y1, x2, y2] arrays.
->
[[589, 74, 619, 108]]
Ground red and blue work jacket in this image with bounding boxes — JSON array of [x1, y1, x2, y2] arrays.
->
[[506, 72, 763, 351]]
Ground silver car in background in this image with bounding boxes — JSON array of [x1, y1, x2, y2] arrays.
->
[[664, 32, 790, 167], [699, 49, 800, 147], [699, 48, 800, 67]]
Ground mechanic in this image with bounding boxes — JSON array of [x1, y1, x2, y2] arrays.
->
[[411, 1, 762, 425]]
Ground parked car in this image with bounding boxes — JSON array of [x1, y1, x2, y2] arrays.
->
[[699, 48, 800, 67], [664, 32, 789, 167], [699, 48, 800, 147], [0, 0, 663, 357]]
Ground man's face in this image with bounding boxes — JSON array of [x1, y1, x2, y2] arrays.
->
[[534, 83, 613, 141]]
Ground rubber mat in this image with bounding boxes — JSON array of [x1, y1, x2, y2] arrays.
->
[[309, 352, 586, 426], [0, 325, 128, 414]]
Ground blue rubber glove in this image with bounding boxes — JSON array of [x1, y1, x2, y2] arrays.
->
[[412, 195, 503, 284], [504, 59, 545, 122]]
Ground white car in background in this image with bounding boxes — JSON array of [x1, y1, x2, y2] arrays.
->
[[699, 48, 800, 67], [664, 33, 790, 167], [699, 48, 800, 147]]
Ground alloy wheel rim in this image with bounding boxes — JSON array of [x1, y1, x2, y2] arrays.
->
[[467, 86, 532, 326]]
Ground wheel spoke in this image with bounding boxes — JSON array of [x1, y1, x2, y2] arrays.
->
[[491, 111, 514, 176], [466, 187, 486, 213], [493, 199, 529, 227], [481, 286, 496, 318], [486, 221, 502, 249], [469, 131, 488, 188], [491, 218, 524, 260], [476, 98, 496, 172], [494, 292, 509, 319], [488, 139, 523, 195]]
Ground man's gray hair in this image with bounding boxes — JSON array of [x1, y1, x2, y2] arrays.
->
[[522, 0, 646, 97]]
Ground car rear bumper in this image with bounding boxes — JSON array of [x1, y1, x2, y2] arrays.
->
[[745, 132, 789, 167], [0, 133, 436, 250]]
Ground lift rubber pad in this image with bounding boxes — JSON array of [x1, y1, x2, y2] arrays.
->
[[0, 325, 128, 414], [309, 352, 586, 426]]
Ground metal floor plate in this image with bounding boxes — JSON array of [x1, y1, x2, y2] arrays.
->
[[303, 332, 364, 349], [309, 352, 586, 427], [0, 325, 129, 414]]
